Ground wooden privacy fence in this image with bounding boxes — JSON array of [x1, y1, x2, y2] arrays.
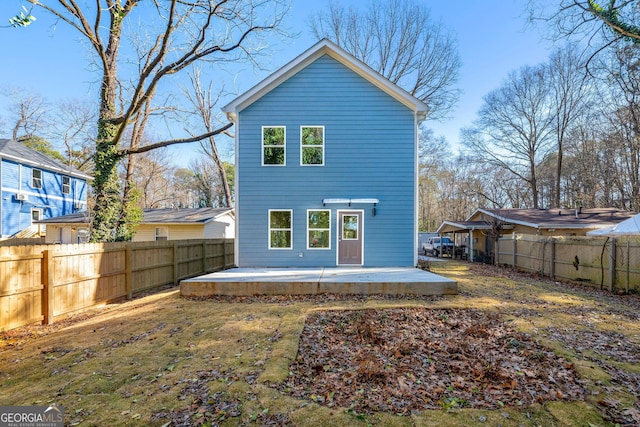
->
[[496, 234, 640, 293], [1, 239, 234, 331]]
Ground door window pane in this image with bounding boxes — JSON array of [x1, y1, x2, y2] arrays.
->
[[342, 215, 358, 240]]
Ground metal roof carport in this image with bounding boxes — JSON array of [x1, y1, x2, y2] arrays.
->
[[436, 221, 494, 262]]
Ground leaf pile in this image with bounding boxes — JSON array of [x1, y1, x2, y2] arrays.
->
[[283, 308, 584, 415]]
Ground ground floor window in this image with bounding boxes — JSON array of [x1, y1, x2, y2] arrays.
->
[[155, 226, 169, 241], [269, 210, 292, 249], [307, 209, 330, 249]]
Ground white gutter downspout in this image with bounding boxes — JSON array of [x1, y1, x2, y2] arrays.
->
[[413, 112, 419, 267]]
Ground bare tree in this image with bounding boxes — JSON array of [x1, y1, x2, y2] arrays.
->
[[121, 148, 174, 208], [528, 0, 640, 65], [595, 45, 640, 210], [49, 99, 96, 171], [462, 64, 556, 209], [184, 69, 233, 207], [417, 128, 452, 231], [546, 45, 591, 207], [17, 0, 289, 241], [310, 0, 461, 120], [2, 87, 49, 140]]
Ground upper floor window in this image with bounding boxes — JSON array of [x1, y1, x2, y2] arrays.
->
[[62, 176, 71, 194], [32, 169, 42, 189], [269, 209, 292, 249], [262, 126, 285, 166], [301, 126, 324, 166]]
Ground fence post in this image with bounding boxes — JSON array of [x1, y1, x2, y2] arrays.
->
[[222, 239, 227, 269], [202, 240, 207, 273], [609, 238, 616, 292], [550, 237, 556, 280], [173, 241, 179, 285], [512, 233, 517, 268], [42, 250, 54, 325], [125, 244, 132, 299], [627, 241, 630, 294]]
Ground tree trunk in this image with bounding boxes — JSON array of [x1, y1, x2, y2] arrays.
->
[[90, 9, 125, 242], [206, 137, 232, 207]]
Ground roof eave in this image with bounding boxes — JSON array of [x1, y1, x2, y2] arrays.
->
[[1, 152, 92, 180], [222, 39, 428, 119], [476, 208, 540, 229]]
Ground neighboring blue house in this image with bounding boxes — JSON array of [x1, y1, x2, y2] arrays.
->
[[0, 139, 90, 238], [222, 39, 428, 267]]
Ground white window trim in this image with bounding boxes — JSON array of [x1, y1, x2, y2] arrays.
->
[[306, 209, 331, 250], [62, 176, 71, 194], [268, 209, 293, 250], [261, 125, 286, 166], [30, 208, 42, 224], [32, 169, 42, 189], [155, 226, 169, 241], [300, 125, 325, 166]]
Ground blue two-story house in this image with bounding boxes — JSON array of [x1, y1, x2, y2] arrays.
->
[[0, 139, 90, 238], [223, 39, 428, 267]]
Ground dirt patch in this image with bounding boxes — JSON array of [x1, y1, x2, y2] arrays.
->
[[282, 307, 585, 415]]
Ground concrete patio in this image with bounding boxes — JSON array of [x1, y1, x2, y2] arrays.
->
[[180, 267, 457, 297]]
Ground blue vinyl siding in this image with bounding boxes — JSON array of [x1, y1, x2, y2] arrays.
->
[[236, 55, 416, 267], [0, 158, 88, 237]]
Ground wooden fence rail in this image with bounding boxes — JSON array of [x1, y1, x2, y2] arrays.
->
[[1, 239, 234, 331], [497, 234, 640, 293]]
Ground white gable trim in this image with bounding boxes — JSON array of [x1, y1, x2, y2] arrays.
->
[[222, 39, 428, 121]]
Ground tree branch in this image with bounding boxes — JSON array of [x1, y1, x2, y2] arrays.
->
[[117, 121, 233, 156]]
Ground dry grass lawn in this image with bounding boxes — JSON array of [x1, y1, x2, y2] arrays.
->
[[1, 261, 639, 426]]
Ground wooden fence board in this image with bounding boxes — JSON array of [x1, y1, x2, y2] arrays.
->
[[498, 234, 640, 292], [0, 239, 234, 330]]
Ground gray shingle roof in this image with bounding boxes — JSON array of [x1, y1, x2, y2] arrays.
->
[[140, 207, 233, 224], [36, 207, 234, 224], [477, 208, 635, 229], [0, 138, 91, 180]]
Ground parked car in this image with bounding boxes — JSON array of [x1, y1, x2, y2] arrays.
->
[[422, 236, 455, 257]]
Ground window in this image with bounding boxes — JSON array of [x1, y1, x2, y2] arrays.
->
[[32, 169, 42, 189], [31, 209, 42, 223], [62, 176, 71, 194], [307, 210, 330, 249], [155, 226, 168, 241], [342, 215, 359, 240], [269, 210, 292, 249], [301, 126, 324, 165], [262, 126, 285, 165]]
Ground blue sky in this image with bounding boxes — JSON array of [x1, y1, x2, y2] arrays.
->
[[0, 0, 553, 163]]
